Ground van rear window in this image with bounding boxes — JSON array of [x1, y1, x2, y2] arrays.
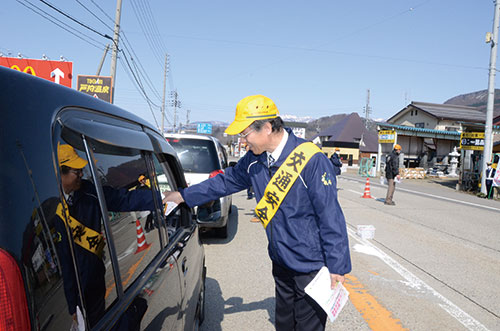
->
[[168, 139, 219, 173]]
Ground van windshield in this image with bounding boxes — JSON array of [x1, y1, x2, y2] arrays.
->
[[167, 138, 219, 173]]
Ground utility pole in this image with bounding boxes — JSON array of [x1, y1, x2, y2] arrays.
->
[[186, 109, 190, 126], [96, 44, 110, 76], [364, 89, 371, 129], [169, 91, 181, 132], [110, 0, 123, 104], [481, 0, 500, 195], [161, 54, 168, 135]]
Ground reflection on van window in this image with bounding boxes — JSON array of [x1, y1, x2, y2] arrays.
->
[[54, 143, 161, 328], [152, 154, 182, 235], [89, 149, 162, 295], [166, 138, 219, 173]]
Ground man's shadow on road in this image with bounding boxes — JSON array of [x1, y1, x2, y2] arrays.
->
[[200, 277, 275, 330]]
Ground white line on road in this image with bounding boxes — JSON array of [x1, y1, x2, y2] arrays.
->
[[348, 189, 378, 200], [340, 177, 500, 213], [347, 228, 489, 331], [396, 187, 500, 213]]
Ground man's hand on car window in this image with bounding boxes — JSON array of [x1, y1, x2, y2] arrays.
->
[[163, 191, 184, 205]]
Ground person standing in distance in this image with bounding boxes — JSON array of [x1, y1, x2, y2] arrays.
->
[[165, 95, 351, 331], [485, 162, 496, 199], [385, 144, 402, 205], [330, 147, 342, 177]]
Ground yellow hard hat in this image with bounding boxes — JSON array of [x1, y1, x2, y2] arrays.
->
[[58, 144, 88, 169], [225, 95, 279, 135], [394, 144, 402, 150]]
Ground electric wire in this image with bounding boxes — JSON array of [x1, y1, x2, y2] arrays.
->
[[75, 0, 114, 32], [30, 0, 173, 126], [119, 55, 160, 129], [39, 0, 112, 40], [16, 0, 107, 50], [136, 0, 168, 56], [129, 0, 164, 68], [38, 0, 167, 125]]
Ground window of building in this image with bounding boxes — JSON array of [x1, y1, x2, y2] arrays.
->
[[415, 122, 425, 128]]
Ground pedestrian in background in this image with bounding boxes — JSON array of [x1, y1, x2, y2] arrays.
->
[[164, 95, 351, 331], [485, 162, 496, 199], [385, 144, 401, 205], [330, 147, 342, 177]]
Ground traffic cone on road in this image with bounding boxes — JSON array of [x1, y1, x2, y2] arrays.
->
[[135, 219, 151, 254], [361, 177, 373, 199]]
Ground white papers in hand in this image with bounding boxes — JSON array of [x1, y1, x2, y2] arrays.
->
[[304, 266, 349, 323], [164, 201, 178, 216]]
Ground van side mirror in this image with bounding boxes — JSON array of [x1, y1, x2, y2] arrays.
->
[[229, 161, 237, 167]]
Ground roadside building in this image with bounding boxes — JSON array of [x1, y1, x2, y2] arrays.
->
[[314, 112, 378, 167], [376, 102, 484, 174]]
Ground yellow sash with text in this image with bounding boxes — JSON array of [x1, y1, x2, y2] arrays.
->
[[56, 200, 105, 258], [255, 142, 322, 228]]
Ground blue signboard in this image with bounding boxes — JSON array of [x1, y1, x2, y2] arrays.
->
[[197, 123, 212, 134]]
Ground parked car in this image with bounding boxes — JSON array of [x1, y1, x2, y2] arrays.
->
[[0, 66, 206, 331], [164, 134, 233, 238]]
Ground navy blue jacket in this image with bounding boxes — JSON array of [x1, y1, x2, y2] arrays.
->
[[55, 180, 157, 316], [330, 153, 342, 176], [181, 129, 351, 275]]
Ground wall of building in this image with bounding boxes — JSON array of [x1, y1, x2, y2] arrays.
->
[[391, 110, 437, 129], [322, 146, 359, 165]]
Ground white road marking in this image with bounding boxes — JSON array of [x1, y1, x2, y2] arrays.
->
[[348, 228, 489, 331], [348, 189, 378, 200], [396, 187, 500, 213], [340, 177, 500, 213]]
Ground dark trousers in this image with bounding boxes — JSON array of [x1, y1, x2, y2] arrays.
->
[[272, 262, 327, 331], [486, 180, 494, 199]]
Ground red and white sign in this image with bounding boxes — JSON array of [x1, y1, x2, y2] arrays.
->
[[0, 57, 73, 88]]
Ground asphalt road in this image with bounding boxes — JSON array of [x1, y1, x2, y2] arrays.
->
[[199, 174, 500, 330]]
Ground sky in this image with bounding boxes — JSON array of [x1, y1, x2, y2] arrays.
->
[[1, 0, 497, 129]]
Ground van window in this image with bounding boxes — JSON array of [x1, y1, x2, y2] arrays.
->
[[151, 153, 187, 233], [166, 138, 219, 173], [87, 144, 162, 298], [53, 138, 120, 327]]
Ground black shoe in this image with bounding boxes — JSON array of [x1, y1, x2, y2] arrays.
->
[[384, 201, 395, 205]]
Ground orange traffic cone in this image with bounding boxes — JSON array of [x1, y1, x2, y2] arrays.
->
[[135, 219, 151, 254], [361, 177, 373, 199]]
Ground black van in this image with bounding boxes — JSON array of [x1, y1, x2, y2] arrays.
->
[[0, 66, 206, 330]]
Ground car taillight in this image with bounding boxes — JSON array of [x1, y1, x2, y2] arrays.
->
[[209, 169, 224, 178], [0, 249, 31, 331]]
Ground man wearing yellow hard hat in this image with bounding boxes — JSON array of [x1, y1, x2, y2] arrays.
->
[[385, 143, 402, 205], [165, 95, 351, 330]]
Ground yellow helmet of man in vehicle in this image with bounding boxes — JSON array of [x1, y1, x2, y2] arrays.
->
[[225, 95, 279, 135]]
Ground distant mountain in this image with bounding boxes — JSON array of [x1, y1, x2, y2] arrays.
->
[[280, 114, 315, 123], [444, 89, 500, 117]]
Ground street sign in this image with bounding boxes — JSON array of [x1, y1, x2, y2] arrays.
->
[[0, 57, 73, 87], [77, 75, 113, 103], [197, 123, 212, 134], [378, 130, 395, 143], [460, 132, 484, 150]]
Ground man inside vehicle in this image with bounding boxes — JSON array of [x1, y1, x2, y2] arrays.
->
[[54, 144, 164, 328]]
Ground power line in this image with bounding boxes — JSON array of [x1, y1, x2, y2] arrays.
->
[[75, 0, 114, 32], [39, 0, 111, 40], [129, 0, 164, 68], [16, 0, 107, 50]]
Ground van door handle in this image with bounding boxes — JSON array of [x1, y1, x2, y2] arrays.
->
[[182, 257, 188, 275]]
